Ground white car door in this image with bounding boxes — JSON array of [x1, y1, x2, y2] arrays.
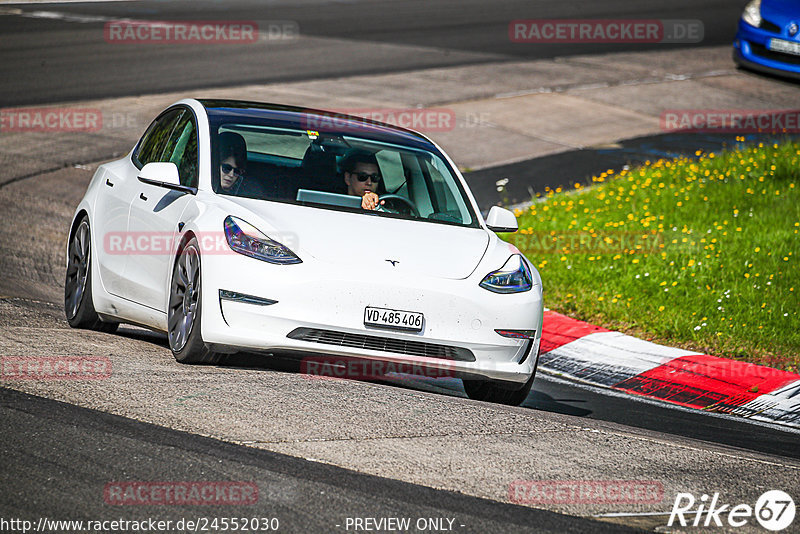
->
[[93, 162, 138, 297], [125, 108, 199, 312]]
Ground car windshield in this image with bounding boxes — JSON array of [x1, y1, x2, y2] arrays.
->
[[209, 118, 478, 228]]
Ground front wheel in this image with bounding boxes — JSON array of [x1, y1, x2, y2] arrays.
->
[[463, 349, 538, 405], [463, 372, 536, 406], [64, 216, 119, 333], [167, 238, 219, 364]]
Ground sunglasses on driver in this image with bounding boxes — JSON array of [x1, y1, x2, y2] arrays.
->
[[221, 163, 245, 178], [352, 172, 381, 183]]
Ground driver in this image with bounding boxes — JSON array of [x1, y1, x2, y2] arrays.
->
[[341, 149, 385, 210]]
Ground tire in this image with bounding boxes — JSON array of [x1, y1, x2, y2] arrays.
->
[[463, 347, 539, 406], [167, 237, 220, 364], [64, 216, 119, 333]]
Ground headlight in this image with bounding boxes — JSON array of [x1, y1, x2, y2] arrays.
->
[[742, 0, 762, 28], [224, 216, 301, 264], [479, 254, 532, 294]]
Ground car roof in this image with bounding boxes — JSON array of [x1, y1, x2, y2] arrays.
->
[[198, 99, 437, 151]]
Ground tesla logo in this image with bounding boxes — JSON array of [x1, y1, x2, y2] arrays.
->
[[790, 23, 799, 36], [385, 259, 399, 267]]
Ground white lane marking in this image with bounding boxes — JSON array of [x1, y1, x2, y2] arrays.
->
[[22, 9, 110, 22], [7, 8, 299, 43], [594, 511, 679, 517], [0, 0, 131, 3]]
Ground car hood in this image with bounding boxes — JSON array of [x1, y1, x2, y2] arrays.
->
[[762, 0, 800, 28], [224, 197, 491, 280]]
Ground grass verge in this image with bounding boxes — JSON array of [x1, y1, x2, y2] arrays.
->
[[508, 140, 799, 372]]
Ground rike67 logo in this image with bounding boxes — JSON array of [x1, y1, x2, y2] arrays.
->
[[668, 490, 795, 531]]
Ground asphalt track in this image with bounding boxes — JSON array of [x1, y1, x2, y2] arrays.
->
[[1, 387, 635, 534], [0, 0, 745, 106]]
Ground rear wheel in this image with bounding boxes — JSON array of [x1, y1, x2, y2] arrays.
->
[[64, 216, 119, 333], [168, 238, 219, 364]]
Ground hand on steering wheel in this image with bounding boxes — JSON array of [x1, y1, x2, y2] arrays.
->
[[377, 194, 419, 216]]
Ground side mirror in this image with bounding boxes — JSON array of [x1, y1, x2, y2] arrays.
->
[[486, 206, 518, 233], [138, 162, 194, 193]]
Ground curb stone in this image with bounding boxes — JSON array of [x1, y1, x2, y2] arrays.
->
[[539, 310, 800, 429]]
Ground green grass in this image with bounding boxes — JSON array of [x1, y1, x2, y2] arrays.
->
[[508, 140, 800, 372]]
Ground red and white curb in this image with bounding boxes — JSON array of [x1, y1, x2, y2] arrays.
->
[[538, 311, 800, 429]]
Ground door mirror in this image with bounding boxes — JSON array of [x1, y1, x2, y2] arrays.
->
[[138, 162, 193, 193], [486, 206, 518, 233]]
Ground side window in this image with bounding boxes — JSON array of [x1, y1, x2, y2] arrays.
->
[[162, 111, 198, 187], [423, 156, 470, 224], [375, 150, 404, 193], [134, 109, 183, 168]]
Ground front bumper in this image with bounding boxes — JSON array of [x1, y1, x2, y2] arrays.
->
[[200, 251, 543, 385], [734, 20, 800, 79]]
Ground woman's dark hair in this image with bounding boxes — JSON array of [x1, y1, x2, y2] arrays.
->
[[219, 131, 247, 167]]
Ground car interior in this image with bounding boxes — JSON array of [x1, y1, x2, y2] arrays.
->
[[215, 125, 473, 226]]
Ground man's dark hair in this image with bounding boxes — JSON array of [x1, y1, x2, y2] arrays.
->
[[340, 149, 379, 174]]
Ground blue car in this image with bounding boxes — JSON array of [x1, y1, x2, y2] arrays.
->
[[734, 0, 800, 79]]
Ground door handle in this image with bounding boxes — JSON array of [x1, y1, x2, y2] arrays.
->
[[105, 179, 114, 187], [139, 193, 147, 201]]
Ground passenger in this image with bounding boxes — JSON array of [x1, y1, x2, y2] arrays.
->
[[218, 132, 247, 193], [341, 149, 385, 210]]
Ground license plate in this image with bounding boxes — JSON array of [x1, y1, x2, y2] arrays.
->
[[364, 306, 424, 332], [768, 38, 800, 57]]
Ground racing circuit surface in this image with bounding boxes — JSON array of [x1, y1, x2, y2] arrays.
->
[[1, 1, 799, 533]]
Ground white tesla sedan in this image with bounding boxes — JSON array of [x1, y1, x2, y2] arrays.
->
[[65, 99, 543, 405]]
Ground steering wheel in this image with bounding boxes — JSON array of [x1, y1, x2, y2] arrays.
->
[[378, 194, 419, 216]]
